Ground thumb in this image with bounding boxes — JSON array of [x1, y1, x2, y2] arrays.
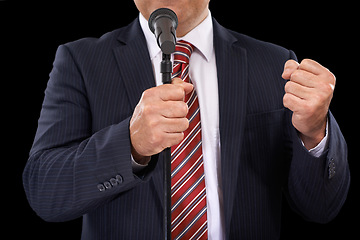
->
[[282, 60, 299, 80], [172, 77, 194, 95]]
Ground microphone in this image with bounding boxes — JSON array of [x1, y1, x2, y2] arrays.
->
[[148, 8, 178, 240], [148, 8, 178, 55]]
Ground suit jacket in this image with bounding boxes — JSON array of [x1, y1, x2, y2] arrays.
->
[[23, 17, 350, 239]]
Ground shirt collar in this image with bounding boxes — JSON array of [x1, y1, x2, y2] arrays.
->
[[139, 10, 214, 62]]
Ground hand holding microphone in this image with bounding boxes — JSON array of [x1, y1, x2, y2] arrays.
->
[[130, 78, 193, 161], [130, 8, 186, 162]]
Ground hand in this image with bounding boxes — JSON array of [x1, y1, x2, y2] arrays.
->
[[282, 59, 336, 150], [129, 78, 193, 164]]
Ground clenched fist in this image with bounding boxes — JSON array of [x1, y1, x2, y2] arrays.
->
[[129, 78, 193, 164], [282, 59, 336, 150]]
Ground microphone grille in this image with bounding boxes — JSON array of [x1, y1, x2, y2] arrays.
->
[[148, 8, 178, 33]]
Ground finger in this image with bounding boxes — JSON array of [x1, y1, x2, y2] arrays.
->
[[166, 132, 185, 148], [282, 60, 299, 80], [161, 100, 189, 118], [283, 92, 303, 113], [289, 69, 318, 88], [158, 84, 188, 101], [161, 117, 189, 133], [299, 59, 336, 85], [155, 131, 185, 150], [172, 77, 194, 95], [284, 80, 313, 100], [298, 59, 326, 76]]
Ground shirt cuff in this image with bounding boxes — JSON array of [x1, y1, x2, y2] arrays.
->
[[301, 118, 329, 158], [131, 155, 149, 173]]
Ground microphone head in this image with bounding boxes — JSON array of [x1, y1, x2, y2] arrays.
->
[[148, 8, 178, 54], [148, 8, 178, 34]]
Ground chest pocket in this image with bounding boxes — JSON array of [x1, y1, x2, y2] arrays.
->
[[242, 108, 288, 185]]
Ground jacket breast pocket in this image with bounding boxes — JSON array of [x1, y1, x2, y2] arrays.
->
[[245, 108, 285, 130], [242, 108, 288, 185]]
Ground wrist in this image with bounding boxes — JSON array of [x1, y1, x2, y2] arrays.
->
[[299, 133, 324, 150], [299, 121, 327, 150], [131, 145, 151, 165]]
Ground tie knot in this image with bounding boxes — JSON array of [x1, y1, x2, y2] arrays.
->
[[174, 40, 194, 65]]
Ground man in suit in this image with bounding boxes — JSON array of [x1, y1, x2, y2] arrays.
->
[[23, 0, 350, 239]]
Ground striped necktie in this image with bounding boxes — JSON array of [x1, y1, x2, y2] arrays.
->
[[171, 40, 208, 240]]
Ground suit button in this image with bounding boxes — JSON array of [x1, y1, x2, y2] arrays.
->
[[104, 181, 112, 189], [110, 177, 118, 187], [116, 174, 123, 184], [97, 183, 106, 192]]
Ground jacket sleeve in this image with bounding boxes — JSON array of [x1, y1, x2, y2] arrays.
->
[[22, 44, 155, 222], [286, 110, 350, 223]]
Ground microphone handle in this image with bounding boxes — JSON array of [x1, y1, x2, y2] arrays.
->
[[163, 147, 171, 240], [161, 52, 172, 240], [161, 53, 172, 84]]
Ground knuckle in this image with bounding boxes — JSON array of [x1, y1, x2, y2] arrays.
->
[[147, 118, 158, 129], [324, 83, 333, 93], [283, 93, 289, 104], [178, 132, 185, 142], [170, 102, 188, 117], [283, 93, 293, 109], [300, 58, 316, 69], [142, 104, 153, 116], [172, 77, 183, 85], [174, 118, 189, 132], [284, 81, 291, 92], [300, 58, 311, 65], [175, 86, 185, 97], [181, 118, 190, 130], [166, 85, 184, 100], [180, 102, 189, 116], [148, 131, 162, 146], [290, 70, 301, 79], [285, 59, 299, 69], [318, 81, 333, 95], [312, 92, 322, 104], [330, 72, 336, 83], [142, 88, 154, 99], [167, 133, 184, 148], [325, 70, 336, 84], [285, 81, 296, 93], [173, 133, 185, 146], [303, 101, 316, 115]]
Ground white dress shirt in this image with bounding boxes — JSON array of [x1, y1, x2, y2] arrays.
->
[[139, 11, 225, 239], [137, 10, 328, 240]]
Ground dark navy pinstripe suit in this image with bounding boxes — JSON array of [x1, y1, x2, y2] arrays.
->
[[23, 17, 350, 239]]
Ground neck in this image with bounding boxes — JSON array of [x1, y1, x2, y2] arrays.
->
[[176, 8, 209, 37]]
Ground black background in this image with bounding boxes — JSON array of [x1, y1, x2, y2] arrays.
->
[[2, 2, 358, 239]]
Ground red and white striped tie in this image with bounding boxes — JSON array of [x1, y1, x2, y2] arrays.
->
[[171, 40, 208, 240]]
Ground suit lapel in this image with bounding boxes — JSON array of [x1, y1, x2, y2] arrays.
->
[[113, 18, 249, 233], [113, 19, 156, 110], [213, 19, 248, 236]]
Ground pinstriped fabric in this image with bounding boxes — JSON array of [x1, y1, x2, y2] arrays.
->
[[171, 41, 208, 240], [22, 18, 349, 240]]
